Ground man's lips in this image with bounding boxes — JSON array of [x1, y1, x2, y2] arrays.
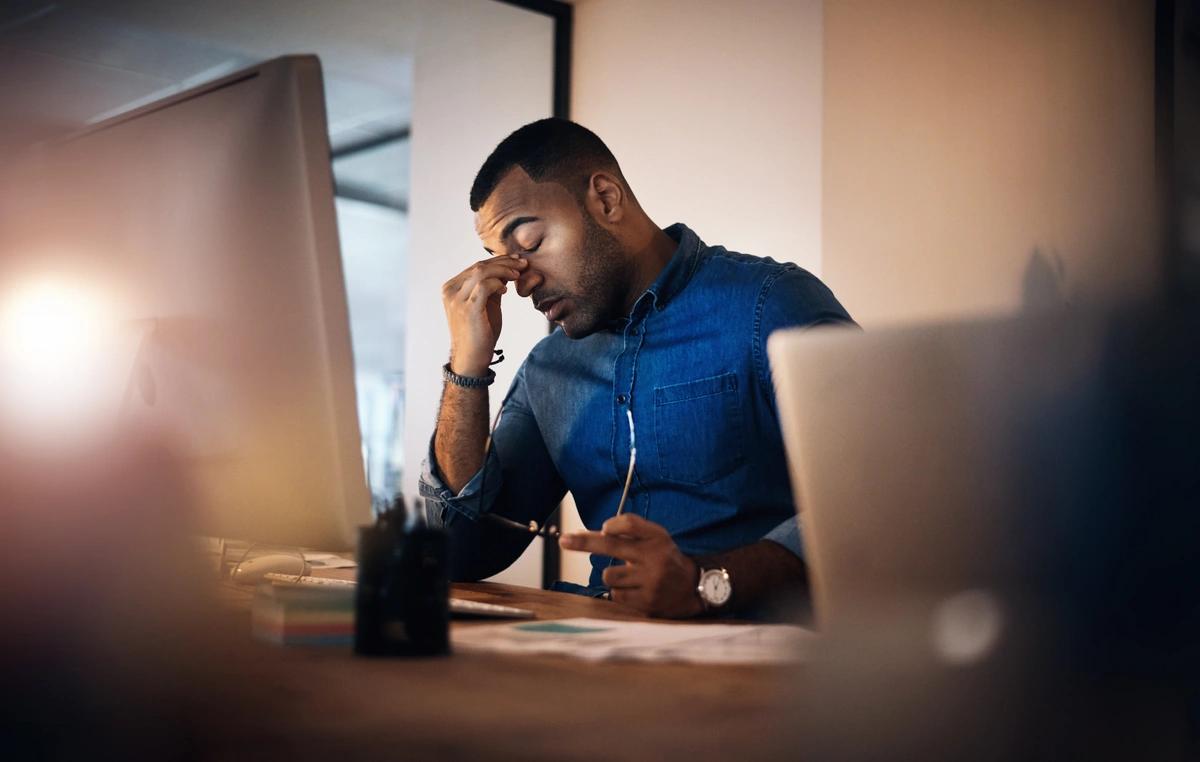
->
[[536, 296, 566, 322]]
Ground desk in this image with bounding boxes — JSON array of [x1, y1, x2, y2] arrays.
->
[[201, 580, 791, 760]]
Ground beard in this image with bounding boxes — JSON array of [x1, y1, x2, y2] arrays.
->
[[544, 212, 633, 339]]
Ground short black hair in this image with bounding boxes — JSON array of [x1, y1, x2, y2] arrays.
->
[[469, 118, 623, 212]]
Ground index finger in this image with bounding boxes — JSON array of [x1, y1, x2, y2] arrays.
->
[[559, 530, 644, 563], [601, 513, 666, 539], [449, 257, 525, 288]]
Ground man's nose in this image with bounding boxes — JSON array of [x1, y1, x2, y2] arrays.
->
[[516, 269, 543, 298]]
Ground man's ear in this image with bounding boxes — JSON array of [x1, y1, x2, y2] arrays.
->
[[585, 171, 625, 224]]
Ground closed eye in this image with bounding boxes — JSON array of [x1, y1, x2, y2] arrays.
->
[[522, 241, 542, 254]]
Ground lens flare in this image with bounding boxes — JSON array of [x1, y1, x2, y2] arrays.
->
[[0, 278, 126, 443]]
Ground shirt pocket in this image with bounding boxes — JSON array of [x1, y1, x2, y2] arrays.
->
[[653, 372, 745, 485]]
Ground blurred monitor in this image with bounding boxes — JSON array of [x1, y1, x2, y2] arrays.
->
[[1, 56, 371, 550], [767, 316, 1111, 631]]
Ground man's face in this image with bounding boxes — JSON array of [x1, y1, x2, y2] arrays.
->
[[475, 167, 631, 339]]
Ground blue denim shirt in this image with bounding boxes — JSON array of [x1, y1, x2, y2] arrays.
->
[[420, 223, 854, 592]]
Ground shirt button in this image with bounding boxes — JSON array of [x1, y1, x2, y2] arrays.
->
[[616, 394, 628, 405], [629, 327, 639, 336]]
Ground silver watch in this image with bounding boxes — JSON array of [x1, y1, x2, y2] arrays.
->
[[697, 567, 732, 609]]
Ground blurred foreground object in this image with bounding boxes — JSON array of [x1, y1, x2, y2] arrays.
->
[[769, 298, 1199, 760], [0, 423, 307, 758], [0, 424, 210, 757]]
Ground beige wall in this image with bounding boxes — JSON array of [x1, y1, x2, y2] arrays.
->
[[563, 0, 824, 584], [823, 0, 1159, 327], [571, 0, 824, 273]]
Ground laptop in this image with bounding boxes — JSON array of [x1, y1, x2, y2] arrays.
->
[[766, 314, 1112, 632]]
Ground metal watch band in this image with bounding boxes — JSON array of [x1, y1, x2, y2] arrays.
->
[[442, 363, 495, 388]]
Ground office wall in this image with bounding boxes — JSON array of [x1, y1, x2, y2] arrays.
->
[[562, 0, 824, 584], [823, 0, 1159, 326], [571, 0, 824, 274], [404, 1, 554, 586]]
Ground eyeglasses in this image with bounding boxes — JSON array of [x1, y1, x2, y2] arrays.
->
[[482, 404, 638, 540], [614, 407, 636, 517], [480, 402, 561, 538], [597, 409, 638, 598], [485, 511, 561, 538]]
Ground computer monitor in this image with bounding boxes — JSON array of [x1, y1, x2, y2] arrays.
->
[[3, 56, 371, 550]]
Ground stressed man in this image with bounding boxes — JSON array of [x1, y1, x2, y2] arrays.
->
[[420, 119, 854, 618]]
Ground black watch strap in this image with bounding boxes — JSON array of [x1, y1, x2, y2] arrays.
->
[[443, 363, 495, 388]]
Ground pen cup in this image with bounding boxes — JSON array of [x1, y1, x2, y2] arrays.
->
[[355, 520, 449, 657]]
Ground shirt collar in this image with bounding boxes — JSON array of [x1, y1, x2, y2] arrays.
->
[[643, 222, 704, 312], [605, 223, 704, 331]]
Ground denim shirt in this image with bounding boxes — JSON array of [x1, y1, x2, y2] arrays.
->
[[420, 223, 855, 592]]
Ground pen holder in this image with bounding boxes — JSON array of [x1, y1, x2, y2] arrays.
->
[[355, 521, 450, 657]]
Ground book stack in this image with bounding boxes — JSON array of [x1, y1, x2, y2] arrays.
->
[[251, 579, 354, 646]]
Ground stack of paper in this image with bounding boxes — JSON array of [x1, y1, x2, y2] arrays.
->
[[451, 617, 813, 665], [251, 580, 354, 646]]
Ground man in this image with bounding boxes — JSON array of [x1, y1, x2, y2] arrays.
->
[[420, 118, 854, 618]]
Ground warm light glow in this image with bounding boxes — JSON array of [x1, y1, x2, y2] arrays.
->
[[0, 278, 128, 442], [2, 280, 109, 373]]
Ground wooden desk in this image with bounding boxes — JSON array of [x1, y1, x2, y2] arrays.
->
[[200, 581, 792, 760]]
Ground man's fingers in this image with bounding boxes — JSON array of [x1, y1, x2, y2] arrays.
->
[[609, 586, 652, 613], [601, 513, 666, 539], [458, 264, 521, 298], [602, 564, 639, 589], [446, 259, 524, 299], [466, 277, 509, 305], [559, 530, 644, 563], [444, 258, 511, 289]]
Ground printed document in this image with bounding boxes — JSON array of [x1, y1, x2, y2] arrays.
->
[[452, 617, 813, 665]]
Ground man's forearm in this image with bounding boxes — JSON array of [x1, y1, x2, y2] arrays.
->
[[433, 382, 490, 494], [695, 540, 809, 615]]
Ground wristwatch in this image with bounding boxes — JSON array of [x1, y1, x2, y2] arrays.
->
[[696, 567, 732, 610]]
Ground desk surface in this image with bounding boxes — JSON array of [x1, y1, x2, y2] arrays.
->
[[201, 579, 791, 760]]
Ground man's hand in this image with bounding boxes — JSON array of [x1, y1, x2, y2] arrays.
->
[[560, 514, 703, 618], [441, 255, 529, 377]]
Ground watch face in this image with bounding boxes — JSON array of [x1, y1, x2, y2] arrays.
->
[[700, 569, 732, 606]]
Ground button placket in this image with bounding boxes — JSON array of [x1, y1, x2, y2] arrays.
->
[[611, 317, 646, 485]]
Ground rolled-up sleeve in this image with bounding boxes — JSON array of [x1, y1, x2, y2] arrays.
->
[[418, 361, 566, 581], [762, 515, 805, 560], [419, 437, 503, 525]]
